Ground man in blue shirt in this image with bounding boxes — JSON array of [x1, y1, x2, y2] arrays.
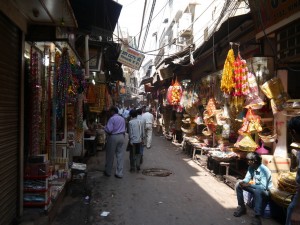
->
[[104, 106, 126, 178], [286, 116, 300, 225], [233, 152, 273, 225]]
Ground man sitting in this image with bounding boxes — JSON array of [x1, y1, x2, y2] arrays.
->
[[233, 152, 273, 225]]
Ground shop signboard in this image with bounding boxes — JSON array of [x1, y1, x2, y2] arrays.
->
[[117, 45, 145, 70]]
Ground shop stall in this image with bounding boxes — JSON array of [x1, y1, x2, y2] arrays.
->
[[23, 41, 86, 213]]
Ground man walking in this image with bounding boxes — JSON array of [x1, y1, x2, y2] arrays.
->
[[142, 106, 154, 149], [137, 108, 145, 164], [104, 106, 126, 178], [128, 109, 144, 172]]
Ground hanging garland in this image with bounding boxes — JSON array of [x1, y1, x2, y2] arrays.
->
[[29, 48, 40, 156], [56, 47, 72, 118], [220, 49, 235, 95], [67, 63, 86, 103], [233, 53, 249, 97]]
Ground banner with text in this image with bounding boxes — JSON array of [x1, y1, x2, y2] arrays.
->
[[117, 45, 145, 70]]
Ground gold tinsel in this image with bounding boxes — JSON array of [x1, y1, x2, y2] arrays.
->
[[221, 49, 235, 94]]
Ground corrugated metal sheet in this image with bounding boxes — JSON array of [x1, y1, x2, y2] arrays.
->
[[0, 12, 20, 225]]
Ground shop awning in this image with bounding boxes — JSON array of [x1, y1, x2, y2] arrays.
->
[[70, 0, 122, 33], [12, 0, 78, 29], [157, 63, 177, 81], [139, 77, 153, 86]]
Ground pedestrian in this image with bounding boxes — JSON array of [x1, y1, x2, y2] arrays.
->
[[104, 106, 126, 178], [122, 107, 130, 119], [286, 116, 300, 225], [142, 106, 154, 149], [233, 152, 273, 225], [137, 108, 145, 164], [128, 109, 144, 172]]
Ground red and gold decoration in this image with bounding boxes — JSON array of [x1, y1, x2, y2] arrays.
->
[[167, 79, 182, 105]]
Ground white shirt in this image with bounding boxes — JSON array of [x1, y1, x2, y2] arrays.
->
[[142, 112, 154, 125]]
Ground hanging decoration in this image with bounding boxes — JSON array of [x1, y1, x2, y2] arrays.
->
[[260, 77, 288, 114], [232, 53, 249, 110], [86, 84, 96, 104], [233, 53, 249, 97], [67, 63, 85, 103], [238, 108, 262, 135], [235, 134, 258, 152], [56, 47, 72, 118], [167, 78, 183, 105], [29, 48, 40, 156], [220, 49, 235, 95], [75, 93, 84, 143], [244, 72, 265, 109]]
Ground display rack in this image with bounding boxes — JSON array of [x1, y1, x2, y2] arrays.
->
[[24, 161, 51, 211]]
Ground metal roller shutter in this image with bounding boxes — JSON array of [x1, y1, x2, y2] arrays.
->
[[0, 12, 21, 225]]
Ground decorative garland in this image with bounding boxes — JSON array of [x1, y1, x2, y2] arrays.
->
[[29, 48, 40, 156], [233, 54, 249, 97], [220, 49, 235, 95], [56, 47, 72, 118]]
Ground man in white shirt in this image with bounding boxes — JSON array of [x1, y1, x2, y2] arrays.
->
[[142, 106, 154, 149]]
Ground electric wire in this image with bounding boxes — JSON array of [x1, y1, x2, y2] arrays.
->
[[129, 0, 169, 46], [115, 0, 247, 66]]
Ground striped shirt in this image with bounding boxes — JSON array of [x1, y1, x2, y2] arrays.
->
[[128, 117, 143, 144]]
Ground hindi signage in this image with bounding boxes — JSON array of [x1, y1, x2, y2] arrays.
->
[[117, 45, 145, 70]]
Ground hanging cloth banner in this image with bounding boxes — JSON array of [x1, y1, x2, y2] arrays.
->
[[117, 45, 145, 70]]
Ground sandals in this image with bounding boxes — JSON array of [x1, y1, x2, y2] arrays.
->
[[233, 206, 246, 217]]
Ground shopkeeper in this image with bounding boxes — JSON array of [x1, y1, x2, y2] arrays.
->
[[83, 117, 98, 155], [233, 152, 273, 225]]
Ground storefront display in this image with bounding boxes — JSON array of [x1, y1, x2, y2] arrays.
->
[[24, 42, 86, 212]]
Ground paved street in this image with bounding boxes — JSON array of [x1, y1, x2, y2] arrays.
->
[[51, 134, 282, 225]]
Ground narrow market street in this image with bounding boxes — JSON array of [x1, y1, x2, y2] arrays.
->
[[50, 134, 282, 225]]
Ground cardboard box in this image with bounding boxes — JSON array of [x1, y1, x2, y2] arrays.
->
[[261, 155, 291, 188]]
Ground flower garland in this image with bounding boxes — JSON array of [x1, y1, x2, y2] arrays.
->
[[233, 54, 249, 97]]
